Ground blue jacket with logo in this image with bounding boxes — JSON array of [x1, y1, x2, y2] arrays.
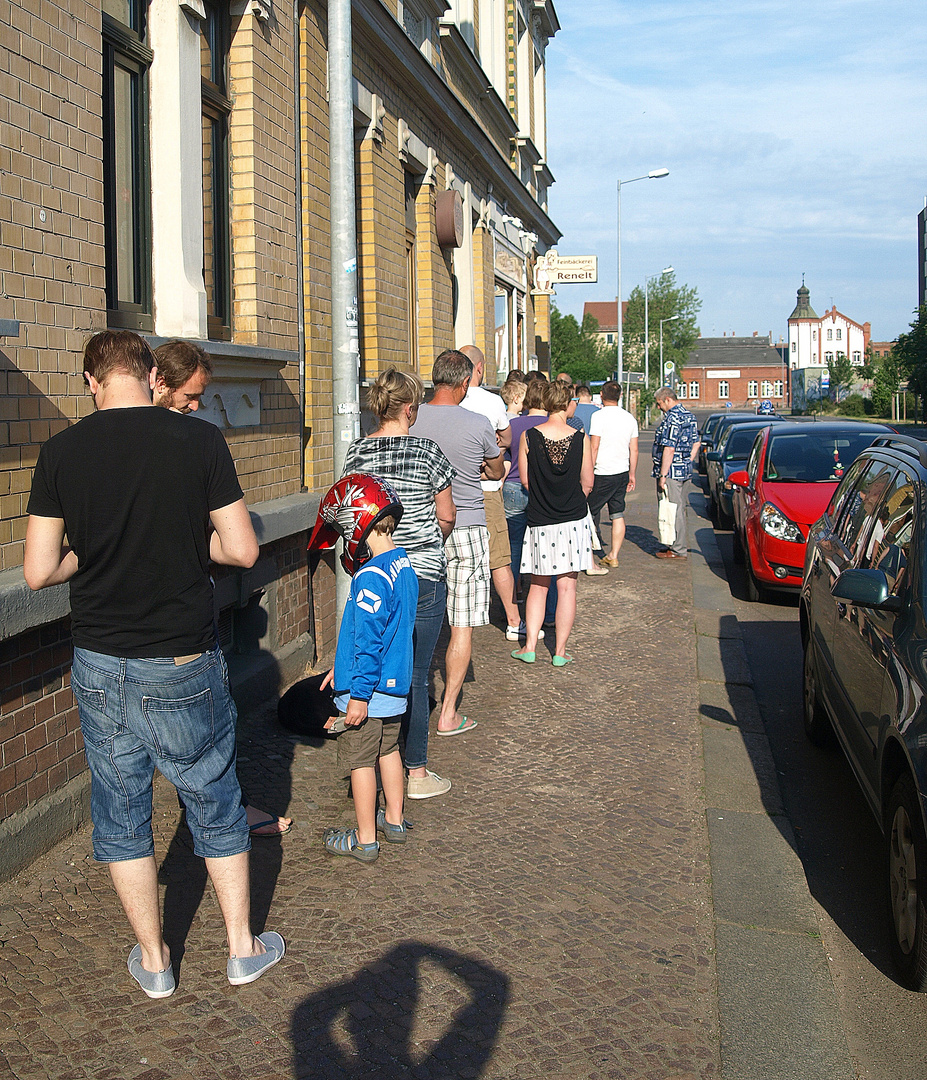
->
[[333, 546, 418, 713]]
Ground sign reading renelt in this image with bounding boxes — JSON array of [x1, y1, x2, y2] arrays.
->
[[550, 255, 597, 283]]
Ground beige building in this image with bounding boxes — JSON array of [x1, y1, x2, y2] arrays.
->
[[0, 0, 559, 876]]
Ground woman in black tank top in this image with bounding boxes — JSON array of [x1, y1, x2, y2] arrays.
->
[[512, 380, 594, 667]]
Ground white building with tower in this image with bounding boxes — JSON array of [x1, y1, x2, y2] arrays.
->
[[787, 282, 870, 370]]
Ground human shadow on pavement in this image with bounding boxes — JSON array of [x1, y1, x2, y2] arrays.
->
[[290, 942, 509, 1078]]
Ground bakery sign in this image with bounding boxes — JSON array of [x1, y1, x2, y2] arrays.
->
[[534, 251, 597, 290]]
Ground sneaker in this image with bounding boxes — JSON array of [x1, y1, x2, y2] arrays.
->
[[406, 770, 452, 800], [505, 621, 545, 641], [127, 945, 176, 999], [227, 932, 286, 986]]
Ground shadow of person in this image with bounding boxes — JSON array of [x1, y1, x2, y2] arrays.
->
[[291, 942, 509, 1079]]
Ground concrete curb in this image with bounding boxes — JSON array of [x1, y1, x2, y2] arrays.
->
[[688, 491, 854, 1080]]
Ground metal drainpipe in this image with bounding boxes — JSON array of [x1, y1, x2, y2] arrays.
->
[[328, 0, 360, 617], [294, 0, 307, 493]]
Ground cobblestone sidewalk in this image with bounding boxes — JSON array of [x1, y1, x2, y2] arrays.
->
[[0, 483, 719, 1080]]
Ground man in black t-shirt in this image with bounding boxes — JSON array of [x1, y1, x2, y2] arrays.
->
[[24, 331, 285, 998]]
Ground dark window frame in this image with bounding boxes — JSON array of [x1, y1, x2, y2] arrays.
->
[[201, 0, 233, 341], [102, 8, 153, 331]]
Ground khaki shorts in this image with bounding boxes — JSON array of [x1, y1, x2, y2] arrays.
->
[[483, 488, 513, 571], [336, 716, 401, 771]]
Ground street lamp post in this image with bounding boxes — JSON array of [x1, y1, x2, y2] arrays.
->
[[660, 314, 681, 391], [617, 168, 669, 388], [644, 266, 674, 425]]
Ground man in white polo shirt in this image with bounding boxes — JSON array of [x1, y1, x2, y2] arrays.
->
[[587, 380, 639, 567], [459, 345, 523, 638]]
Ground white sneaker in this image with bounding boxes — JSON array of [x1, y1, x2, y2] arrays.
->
[[407, 770, 452, 799], [505, 622, 545, 642]]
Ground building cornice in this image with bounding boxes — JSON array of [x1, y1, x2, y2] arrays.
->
[[352, 0, 561, 245], [437, 18, 517, 145]]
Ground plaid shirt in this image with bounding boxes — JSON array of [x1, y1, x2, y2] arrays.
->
[[343, 436, 455, 582], [652, 403, 700, 481]]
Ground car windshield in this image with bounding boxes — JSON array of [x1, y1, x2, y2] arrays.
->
[[725, 427, 764, 458], [764, 431, 880, 483]]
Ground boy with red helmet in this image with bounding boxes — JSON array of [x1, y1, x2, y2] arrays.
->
[[309, 474, 418, 861]]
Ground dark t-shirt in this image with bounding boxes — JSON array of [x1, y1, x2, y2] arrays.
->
[[27, 407, 243, 657]]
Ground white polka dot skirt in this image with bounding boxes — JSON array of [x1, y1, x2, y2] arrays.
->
[[520, 515, 594, 575]]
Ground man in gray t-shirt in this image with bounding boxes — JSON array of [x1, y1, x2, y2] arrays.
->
[[411, 349, 504, 738]]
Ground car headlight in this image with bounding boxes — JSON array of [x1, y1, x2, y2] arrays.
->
[[760, 502, 803, 542]]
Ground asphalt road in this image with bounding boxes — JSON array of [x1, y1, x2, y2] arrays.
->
[[695, 474, 927, 1080]]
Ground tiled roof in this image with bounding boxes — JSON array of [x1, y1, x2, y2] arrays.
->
[[582, 300, 625, 331], [685, 337, 788, 369]]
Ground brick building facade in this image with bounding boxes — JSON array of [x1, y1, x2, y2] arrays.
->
[[678, 336, 790, 409], [0, 0, 560, 877]]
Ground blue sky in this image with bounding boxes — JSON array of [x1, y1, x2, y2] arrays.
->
[[545, 0, 927, 343]]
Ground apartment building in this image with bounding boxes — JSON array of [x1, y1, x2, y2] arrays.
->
[[0, 0, 560, 877]]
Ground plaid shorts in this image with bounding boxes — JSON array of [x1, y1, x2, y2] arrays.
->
[[445, 525, 490, 628]]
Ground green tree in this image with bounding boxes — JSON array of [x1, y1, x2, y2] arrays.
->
[[621, 271, 701, 389], [826, 351, 855, 402], [550, 305, 611, 384], [893, 306, 927, 421], [869, 349, 901, 416]]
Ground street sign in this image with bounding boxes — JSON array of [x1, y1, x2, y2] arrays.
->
[[625, 372, 644, 384], [663, 361, 674, 376]]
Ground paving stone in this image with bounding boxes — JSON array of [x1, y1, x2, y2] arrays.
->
[[0, 493, 720, 1079]]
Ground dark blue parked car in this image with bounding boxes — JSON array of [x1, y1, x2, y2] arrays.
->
[[801, 433, 927, 989], [705, 420, 773, 526]]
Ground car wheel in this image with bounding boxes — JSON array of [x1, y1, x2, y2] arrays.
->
[[744, 549, 768, 603], [718, 501, 733, 530], [802, 636, 833, 747], [886, 773, 927, 991], [732, 527, 744, 564]]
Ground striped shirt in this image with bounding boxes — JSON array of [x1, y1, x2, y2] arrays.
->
[[342, 435, 456, 582]]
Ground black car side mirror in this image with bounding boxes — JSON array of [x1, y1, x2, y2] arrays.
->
[[832, 568, 903, 612]]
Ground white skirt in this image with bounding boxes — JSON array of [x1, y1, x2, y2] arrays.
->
[[520, 514, 594, 576]]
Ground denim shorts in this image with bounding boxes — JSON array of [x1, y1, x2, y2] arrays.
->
[[71, 647, 249, 862]]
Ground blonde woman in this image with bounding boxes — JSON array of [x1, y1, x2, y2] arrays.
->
[[512, 379, 593, 667], [342, 368, 457, 800]]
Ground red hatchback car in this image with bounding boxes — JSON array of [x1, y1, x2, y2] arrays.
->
[[729, 421, 893, 602]]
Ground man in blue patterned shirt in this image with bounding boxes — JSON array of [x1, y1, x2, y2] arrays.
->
[[652, 386, 701, 559]]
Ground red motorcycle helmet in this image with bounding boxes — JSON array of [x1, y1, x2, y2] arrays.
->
[[308, 473, 404, 575]]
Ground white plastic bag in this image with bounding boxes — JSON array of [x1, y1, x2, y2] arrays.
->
[[658, 490, 677, 547]]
